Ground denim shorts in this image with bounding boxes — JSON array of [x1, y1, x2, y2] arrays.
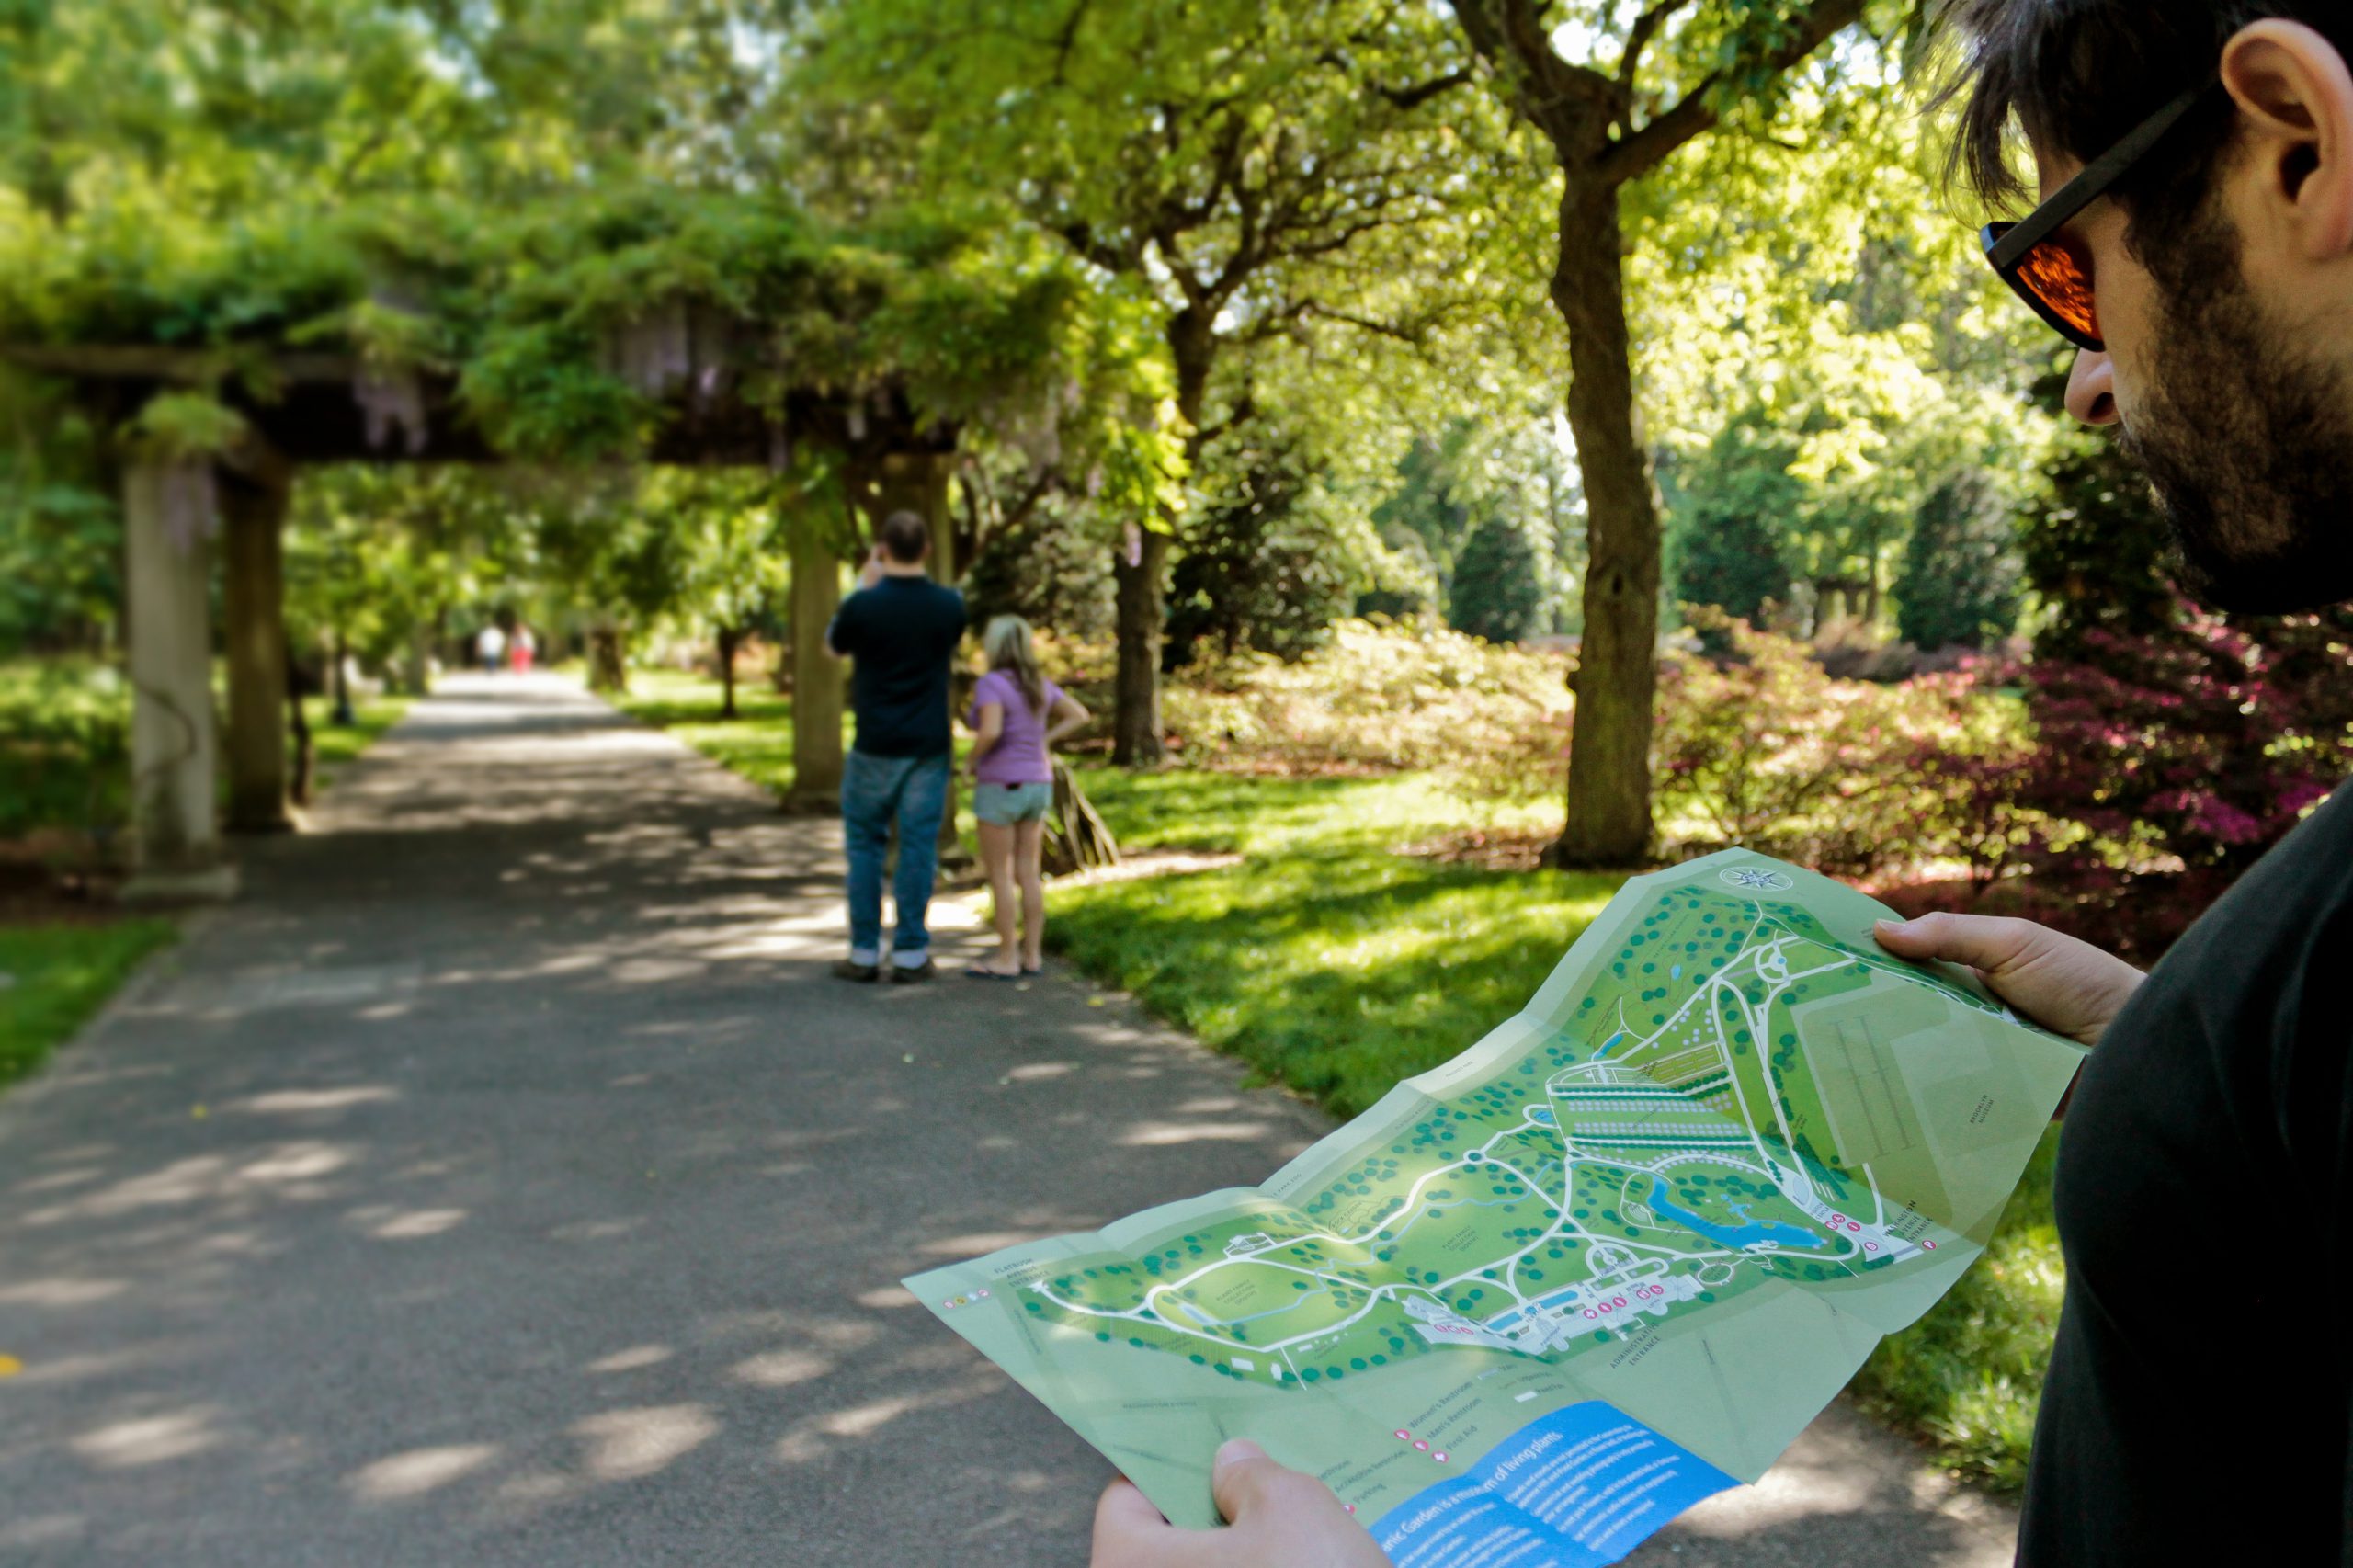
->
[[974, 779, 1053, 825]]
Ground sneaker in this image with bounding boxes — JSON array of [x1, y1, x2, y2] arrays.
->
[[833, 958, 881, 983], [889, 957, 938, 983]]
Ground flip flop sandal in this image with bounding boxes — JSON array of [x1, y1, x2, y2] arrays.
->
[[965, 966, 1021, 982]]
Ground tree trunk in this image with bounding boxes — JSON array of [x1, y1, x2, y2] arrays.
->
[[718, 627, 740, 720], [1111, 319, 1213, 767], [286, 644, 315, 807], [331, 628, 355, 727], [1548, 179, 1660, 869], [588, 625, 628, 693], [404, 621, 432, 697], [222, 470, 292, 834], [1111, 526, 1171, 765], [786, 517, 845, 812]]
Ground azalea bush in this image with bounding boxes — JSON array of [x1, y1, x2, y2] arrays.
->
[[2001, 608, 2353, 956], [1134, 612, 2347, 960], [1160, 618, 1572, 782], [1651, 612, 2035, 882]]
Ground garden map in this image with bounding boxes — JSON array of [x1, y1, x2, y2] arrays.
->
[[906, 851, 2086, 1566]]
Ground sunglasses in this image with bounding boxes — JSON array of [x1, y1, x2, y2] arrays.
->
[[1981, 79, 2221, 352]]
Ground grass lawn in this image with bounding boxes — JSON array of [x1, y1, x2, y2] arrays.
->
[[610, 667, 806, 797], [306, 693, 413, 790], [0, 920, 177, 1088], [1054, 768, 1620, 1117], [580, 666, 2063, 1494]]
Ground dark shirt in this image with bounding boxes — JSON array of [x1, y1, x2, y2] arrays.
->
[[826, 574, 966, 757], [2020, 785, 2353, 1564]]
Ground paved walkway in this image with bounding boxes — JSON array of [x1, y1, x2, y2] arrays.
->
[[0, 675, 2018, 1565]]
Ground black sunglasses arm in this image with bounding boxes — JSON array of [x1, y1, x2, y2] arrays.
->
[[1987, 80, 2220, 270]]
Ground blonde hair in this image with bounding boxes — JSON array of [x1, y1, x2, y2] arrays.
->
[[983, 615, 1049, 717]]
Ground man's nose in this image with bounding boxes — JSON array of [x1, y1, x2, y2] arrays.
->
[[2066, 347, 2120, 426]]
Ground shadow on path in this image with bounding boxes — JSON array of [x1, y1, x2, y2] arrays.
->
[[0, 674, 2014, 1566]]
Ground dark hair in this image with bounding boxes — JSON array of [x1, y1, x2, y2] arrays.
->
[[878, 509, 930, 564], [1939, 2, 2351, 241]]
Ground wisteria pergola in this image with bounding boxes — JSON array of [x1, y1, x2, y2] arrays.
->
[[5, 193, 1147, 897]]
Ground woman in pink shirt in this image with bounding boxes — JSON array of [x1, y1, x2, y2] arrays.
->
[[965, 616, 1090, 979]]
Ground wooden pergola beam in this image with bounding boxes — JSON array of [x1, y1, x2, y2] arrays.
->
[[5, 344, 359, 383], [3, 342, 962, 469]]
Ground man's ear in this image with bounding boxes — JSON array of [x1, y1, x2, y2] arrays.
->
[[2221, 19, 2353, 260]]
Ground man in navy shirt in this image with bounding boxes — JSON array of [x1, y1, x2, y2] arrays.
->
[[825, 509, 967, 983]]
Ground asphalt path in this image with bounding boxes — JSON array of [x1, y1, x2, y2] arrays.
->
[[0, 673, 2018, 1565]]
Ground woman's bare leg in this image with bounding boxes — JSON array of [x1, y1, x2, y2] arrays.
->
[[1016, 816, 1048, 970], [976, 820, 1022, 973]]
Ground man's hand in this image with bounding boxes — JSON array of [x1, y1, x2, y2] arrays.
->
[[857, 543, 888, 590], [1089, 1439, 1392, 1568], [1874, 914, 2145, 1048]]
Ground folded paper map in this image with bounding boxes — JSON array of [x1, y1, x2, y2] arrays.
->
[[906, 850, 2084, 1566]]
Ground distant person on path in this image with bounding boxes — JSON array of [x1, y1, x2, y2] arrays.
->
[[826, 509, 966, 984], [511, 625, 537, 673], [476, 623, 506, 676], [963, 615, 1089, 980], [1088, 5, 2353, 1565]]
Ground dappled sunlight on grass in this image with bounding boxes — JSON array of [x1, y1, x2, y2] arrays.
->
[[612, 667, 812, 800], [1073, 766, 1561, 860], [1048, 769, 1620, 1118]]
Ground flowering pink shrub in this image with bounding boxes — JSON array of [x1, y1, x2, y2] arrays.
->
[[2002, 606, 2353, 954]]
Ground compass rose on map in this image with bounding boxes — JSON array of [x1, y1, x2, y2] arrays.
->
[[1719, 867, 1794, 892]]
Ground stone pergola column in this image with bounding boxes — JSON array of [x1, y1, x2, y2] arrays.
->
[[221, 465, 292, 834], [787, 516, 845, 813], [122, 457, 237, 901]]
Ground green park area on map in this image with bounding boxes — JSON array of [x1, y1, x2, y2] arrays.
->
[[908, 850, 2086, 1533]]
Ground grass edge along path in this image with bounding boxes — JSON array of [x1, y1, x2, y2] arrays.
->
[[0, 692, 408, 1101], [594, 668, 2063, 1497], [306, 694, 412, 791], [0, 920, 178, 1090]]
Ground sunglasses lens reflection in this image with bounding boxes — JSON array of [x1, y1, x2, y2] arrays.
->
[[2016, 240, 2099, 344]]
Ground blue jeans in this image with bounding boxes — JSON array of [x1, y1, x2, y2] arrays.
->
[[842, 749, 951, 963]]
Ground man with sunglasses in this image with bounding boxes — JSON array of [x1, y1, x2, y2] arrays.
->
[[1086, 5, 2353, 1564], [1880, 5, 2353, 1563]]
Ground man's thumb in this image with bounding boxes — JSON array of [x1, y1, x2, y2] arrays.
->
[[1210, 1437, 1285, 1524]]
